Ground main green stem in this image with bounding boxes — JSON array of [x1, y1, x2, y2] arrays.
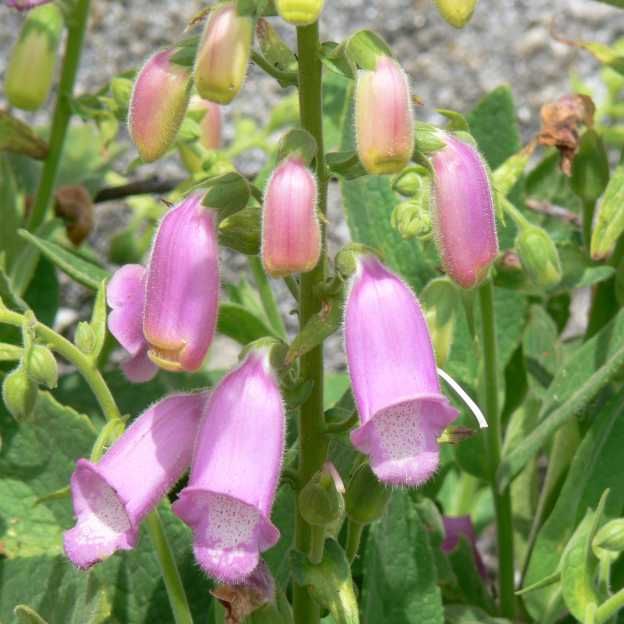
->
[[27, 0, 91, 231], [293, 22, 328, 624], [145, 511, 194, 624], [478, 282, 515, 619]]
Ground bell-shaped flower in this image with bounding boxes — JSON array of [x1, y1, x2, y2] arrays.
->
[[194, 2, 253, 104], [345, 254, 458, 486], [355, 56, 414, 175], [129, 49, 191, 162], [107, 263, 157, 383], [431, 133, 499, 288], [143, 192, 220, 372], [64, 392, 207, 569], [262, 156, 321, 277], [173, 346, 285, 583]]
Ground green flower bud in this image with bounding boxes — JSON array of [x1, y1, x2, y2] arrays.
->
[[592, 519, 624, 560], [276, 0, 325, 26], [75, 321, 97, 355], [590, 165, 624, 261], [5, 3, 64, 111], [391, 195, 432, 240], [298, 463, 345, 527], [25, 345, 58, 389], [345, 462, 391, 525], [392, 164, 430, 197], [2, 366, 38, 421], [414, 122, 446, 155], [434, 0, 478, 28], [516, 225, 562, 289]]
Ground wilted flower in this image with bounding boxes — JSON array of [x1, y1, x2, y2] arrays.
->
[[173, 347, 285, 582], [64, 392, 207, 569], [345, 254, 458, 486], [355, 56, 414, 175], [431, 133, 499, 288], [262, 156, 321, 276]]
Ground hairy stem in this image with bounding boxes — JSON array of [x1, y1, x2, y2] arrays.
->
[[478, 281, 515, 618], [293, 21, 328, 624], [27, 0, 92, 231]]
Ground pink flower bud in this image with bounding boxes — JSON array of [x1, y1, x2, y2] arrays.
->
[[442, 515, 486, 578], [189, 96, 222, 150], [431, 133, 499, 288], [345, 255, 458, 487], [355, 56, 414, 175], [173, 347, 285, 583], [194, 3, 253, 105], [129, 49, 191, 162], [262, 156, 321, 277], [144, 193, 220, 373], [64, 392, 207, 569]]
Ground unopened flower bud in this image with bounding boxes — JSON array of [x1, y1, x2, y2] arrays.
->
[[391, 196, 432, 240], [188, 96, 222, 150], [276, 0, 325, 26], [431, 132, 499, 289], [345, 463, 391, 525], [591, 165, 624, 261], [355, 56, 414, 175], [434, 0, 478, 28], [262, 156, 321, 276], [2, 366, 38, 420], [5, 3, 63, 111], [392, 165, 428, 197], [25, 344, 58, 389], [414, 122, 447, 155], [516, 224, 562, 289], [129, 49, 191, 163], [299, 462, 345, 527], [194, 3, 253, 104], [593, 519, 624, 560], [75, 321, 97, 355]]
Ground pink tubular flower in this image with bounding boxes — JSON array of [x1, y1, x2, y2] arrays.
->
[[144, 192, 220, 373], [189, 96, 222, 150], [107, 264, 157, 383], [431, 133, 498, 289], [64, 392, 207, 569], [6, 0, 51, 9], [129, 49, 191, 162], [173, 347, 285, 583], [442, 515, 487, 578], [262, 156, 321, 277], [194, 2, 253, 104], [355, 56, 414, 175], [345, 255, 458, 487]]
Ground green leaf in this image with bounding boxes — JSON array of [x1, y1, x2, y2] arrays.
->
[[345, 30, 393, 70], [593, 0, 624, 6], [363, 490, 444, 624], [291, 540, 359, 624], [23, 257, 59, 327], [0, 155, 22, 268], [217, 302, 275, 344], [18, 229, 109, 290], [467, 85, 521, 169], [443, 605, 510, 624], [523, 394, 624, 621], [0, 392, 96, 557], [571, 129, 610, 202], [560, 490, 609, 621], [498, 309, 624, 490], [558, 243, 615, 290]]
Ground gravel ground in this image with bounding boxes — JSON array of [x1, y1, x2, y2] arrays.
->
[[1, 0, 621, 369]]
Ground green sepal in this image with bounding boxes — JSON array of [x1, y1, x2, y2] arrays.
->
[[276, 128, 318, 166]]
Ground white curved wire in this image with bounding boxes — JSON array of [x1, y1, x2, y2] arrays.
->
[[437, 367, 488, 429]]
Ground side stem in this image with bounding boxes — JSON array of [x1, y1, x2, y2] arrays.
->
[[293, 21, 328, 624], [145, 510, 194, 624], [478, 281, 515, 618], [248, 256, 287, 339], [27, 0, 91, 231]]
